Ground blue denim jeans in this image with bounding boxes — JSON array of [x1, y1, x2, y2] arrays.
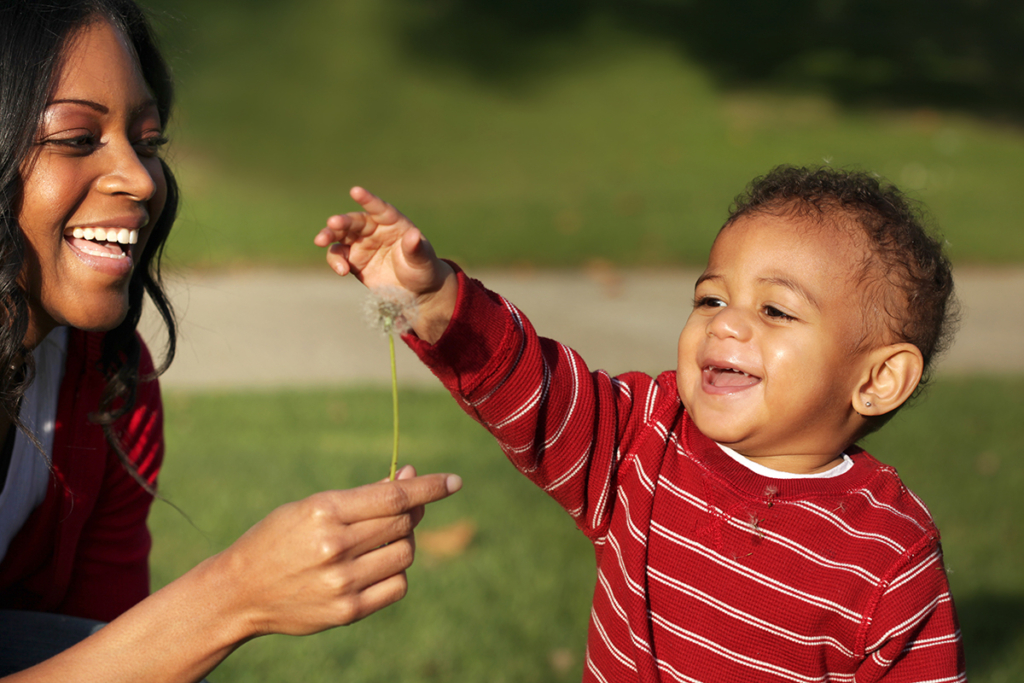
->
[[0, 610, 211, 681]]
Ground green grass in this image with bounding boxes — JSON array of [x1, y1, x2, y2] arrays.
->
[[137, 0, 1024, 270], [150, 388, 595, 682], [149, 377, 1024, 682], [862, 376, 1024, 682]]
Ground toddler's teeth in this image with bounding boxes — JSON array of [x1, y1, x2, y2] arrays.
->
[[117, 229, 131, 244], [72, 228, 84, 239]]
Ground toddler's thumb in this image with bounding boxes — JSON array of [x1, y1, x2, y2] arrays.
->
[[403, 228, 437, 265]]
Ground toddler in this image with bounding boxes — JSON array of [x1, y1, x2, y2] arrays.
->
[[315, 166, 965, 681]]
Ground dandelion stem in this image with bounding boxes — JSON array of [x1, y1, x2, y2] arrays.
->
[[388, 333, 399, 481], [365, 286, 414, 481]]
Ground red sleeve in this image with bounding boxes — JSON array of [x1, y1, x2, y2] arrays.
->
[[57, 340, 164, 621], [406, 269, 670, 542], [855, 540, 966, 681]]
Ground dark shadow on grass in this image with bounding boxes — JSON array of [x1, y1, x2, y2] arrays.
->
[[397, 0, 1024, 121], [957, 592, 1024, 677]]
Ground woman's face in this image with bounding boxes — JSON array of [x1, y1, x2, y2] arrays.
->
[[17, 17, 166, 348]]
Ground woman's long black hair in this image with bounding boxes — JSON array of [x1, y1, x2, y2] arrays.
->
[[0, 0, 178, 491]]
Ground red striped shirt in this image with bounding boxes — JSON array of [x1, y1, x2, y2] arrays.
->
[[408, 272, 966, 682]]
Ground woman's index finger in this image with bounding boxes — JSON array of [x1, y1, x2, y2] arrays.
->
[[332, 473, 462, 524]]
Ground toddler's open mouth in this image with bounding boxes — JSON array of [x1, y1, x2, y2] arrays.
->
[[703, 365, 761, 389]]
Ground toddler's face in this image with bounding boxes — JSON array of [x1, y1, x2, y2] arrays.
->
[[676, 212, 874, 463]]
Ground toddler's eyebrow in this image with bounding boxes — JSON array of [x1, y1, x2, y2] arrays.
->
[[694, 272, 718, 288], [759, 276, 820, 310], [694, 272, 821, 311]]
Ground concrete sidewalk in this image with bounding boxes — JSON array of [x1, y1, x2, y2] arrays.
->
[[139, 267, 1023, 390]]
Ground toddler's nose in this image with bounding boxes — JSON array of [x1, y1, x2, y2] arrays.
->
[[706, 306, 752, 342]]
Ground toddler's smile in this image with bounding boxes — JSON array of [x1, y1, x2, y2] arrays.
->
[[702, 364, 761, 391], [676, 211, 872, 470]]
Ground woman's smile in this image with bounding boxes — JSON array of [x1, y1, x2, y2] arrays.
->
[[63, 218, 145, 273], [17, 18, 166, 347]]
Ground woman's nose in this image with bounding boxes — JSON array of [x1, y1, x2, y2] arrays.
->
[[95, 140, 157, 201], [706, 305, 752, 341]]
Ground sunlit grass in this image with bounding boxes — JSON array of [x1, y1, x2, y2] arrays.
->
[[149, 377, 1024, 682]]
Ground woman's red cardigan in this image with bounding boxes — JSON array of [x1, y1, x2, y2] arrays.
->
[[0, 330, 163, 621]]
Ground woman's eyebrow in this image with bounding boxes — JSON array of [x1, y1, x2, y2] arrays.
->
[[46, 98, 158, 119], [48, 98, 109, 113]]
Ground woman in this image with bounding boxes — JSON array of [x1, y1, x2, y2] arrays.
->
[[0, 1, 461, 680]]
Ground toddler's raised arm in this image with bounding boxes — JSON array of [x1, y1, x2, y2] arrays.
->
[[314, 187, 458, 344]]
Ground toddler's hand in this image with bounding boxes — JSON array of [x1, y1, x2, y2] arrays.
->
[[315, 187, 457, 343], [315, 187, 449, 297]]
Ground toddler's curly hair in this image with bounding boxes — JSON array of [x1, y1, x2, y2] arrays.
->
[[725, 165, 959, 428]]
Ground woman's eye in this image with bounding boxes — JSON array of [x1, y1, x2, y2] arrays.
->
[[45, 133, 97, 152], [134, 135, 168, 157]]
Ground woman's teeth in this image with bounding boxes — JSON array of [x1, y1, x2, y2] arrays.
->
[[71, 227, 139, 245]]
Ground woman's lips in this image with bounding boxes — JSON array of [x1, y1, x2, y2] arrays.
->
[[63, 226, 139, 257], [63, 229, 138, 276]]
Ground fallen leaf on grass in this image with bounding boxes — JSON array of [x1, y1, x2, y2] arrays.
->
[[549, 647, 575, 674], [417, 519, 476, 558]]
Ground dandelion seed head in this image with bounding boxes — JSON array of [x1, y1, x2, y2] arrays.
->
[[365, 286, 418, 336]]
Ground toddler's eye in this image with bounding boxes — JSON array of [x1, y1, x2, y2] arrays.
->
[[694, 296, 726, 309], [764, 305, 795, 321]]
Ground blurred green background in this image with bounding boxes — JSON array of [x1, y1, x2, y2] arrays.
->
[[144, 0, 1024, 270], [136, 1, 1024, 681]]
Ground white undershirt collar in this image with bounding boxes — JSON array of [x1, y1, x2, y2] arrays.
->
[[716, 442, 854, 479]]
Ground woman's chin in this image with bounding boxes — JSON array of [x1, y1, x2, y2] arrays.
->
[[49, 300, 131, 335], [71, 305, 131, 332]]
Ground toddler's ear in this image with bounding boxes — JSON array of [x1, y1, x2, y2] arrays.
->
[[854, 343, 924, 416]]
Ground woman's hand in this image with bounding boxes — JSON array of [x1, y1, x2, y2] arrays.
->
[[3, 467, 462, 683], [210, 466, 461, 637]]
